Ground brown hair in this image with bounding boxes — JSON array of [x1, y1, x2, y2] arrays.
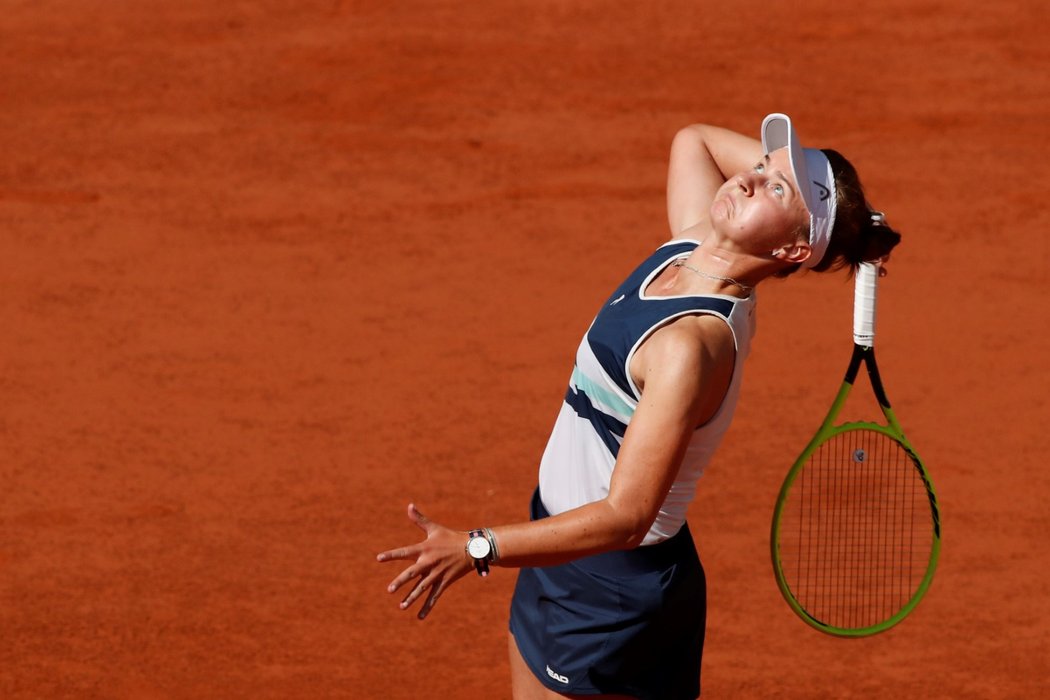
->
[[777, 148, 902, 277]]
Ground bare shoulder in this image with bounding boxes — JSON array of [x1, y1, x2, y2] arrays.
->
[[632, 314, 735, 392], [652, 313, 734, 361]]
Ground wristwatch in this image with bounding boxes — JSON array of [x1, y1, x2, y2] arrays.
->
[[466, 529, 493, 577]]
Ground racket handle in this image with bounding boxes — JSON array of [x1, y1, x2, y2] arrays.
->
[[853, 262, 878, 346]]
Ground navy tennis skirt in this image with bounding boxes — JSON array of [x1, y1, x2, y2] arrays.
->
[[509, 488, 706, 699]]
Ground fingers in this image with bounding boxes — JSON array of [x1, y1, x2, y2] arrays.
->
[[376, 503, 467, 620], [386, 565, 445, 620], [399, 571, 438, 611], [386, 564, 424, 594], [375, 544, 420, 564], [418, 582, 445, 620], [375, 502, 433, 562], [384, 560, 466, 619], [407, 503, 432, 533]]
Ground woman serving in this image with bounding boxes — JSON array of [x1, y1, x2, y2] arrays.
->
[[377, 113, 901, 699]]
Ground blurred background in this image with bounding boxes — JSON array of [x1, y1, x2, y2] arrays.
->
[[1, 1, 1047, 697]]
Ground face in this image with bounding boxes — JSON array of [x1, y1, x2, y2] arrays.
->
[[709, 147, 810, 255]]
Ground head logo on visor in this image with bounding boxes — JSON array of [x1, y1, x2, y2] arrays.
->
[[760, 113, 837, 269]]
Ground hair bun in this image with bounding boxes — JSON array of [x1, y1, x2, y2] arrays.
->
[[859, 210, 901, 263]]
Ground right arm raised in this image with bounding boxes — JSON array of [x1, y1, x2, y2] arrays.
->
[[666, 124, 764, 237]]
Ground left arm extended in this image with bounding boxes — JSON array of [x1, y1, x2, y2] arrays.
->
[[377, 315, 734, 618]]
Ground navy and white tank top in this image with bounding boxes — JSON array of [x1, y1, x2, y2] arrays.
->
[[537, 239, 756, 544]]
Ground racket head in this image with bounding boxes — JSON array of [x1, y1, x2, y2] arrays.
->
[[771, 420, 940, 637]]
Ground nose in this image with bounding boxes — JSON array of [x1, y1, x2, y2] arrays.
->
[[734, 172, 755, 195]]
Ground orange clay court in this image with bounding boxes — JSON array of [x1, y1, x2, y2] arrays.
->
[[1, 1, 1047, 698]]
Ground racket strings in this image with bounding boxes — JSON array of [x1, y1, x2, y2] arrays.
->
[[779, 429, 933, 631]]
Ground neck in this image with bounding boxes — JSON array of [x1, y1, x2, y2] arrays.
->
[[691, 234, 792, 282], [671, 226, 792, 291], [685, 245, 761, 289], [672, 257, 753, 296]]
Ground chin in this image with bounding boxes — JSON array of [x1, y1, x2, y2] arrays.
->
[[710, 198, 730, 222]]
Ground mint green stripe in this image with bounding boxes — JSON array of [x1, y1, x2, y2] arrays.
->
[[571, 366, 635, 418]]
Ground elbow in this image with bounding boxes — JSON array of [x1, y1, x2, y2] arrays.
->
[[606, 504, 655, 551], [622, 517, 656, 550], [671, 124, 704, 151], [621, 529, 649, 551], [672, 124, 712, 147]]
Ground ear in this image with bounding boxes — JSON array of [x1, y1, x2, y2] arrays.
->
[[771, 240, 812, 265]]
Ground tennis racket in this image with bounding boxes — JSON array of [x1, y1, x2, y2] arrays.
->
[[771, 262, 940, 637]]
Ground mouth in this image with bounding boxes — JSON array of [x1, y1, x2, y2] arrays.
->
[[719, 193, 734, 217]]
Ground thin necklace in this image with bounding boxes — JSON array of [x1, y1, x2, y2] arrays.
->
[[672, 259, 753, 294]]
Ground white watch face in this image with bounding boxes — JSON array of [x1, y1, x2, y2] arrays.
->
[[467, 536, 491, 559]]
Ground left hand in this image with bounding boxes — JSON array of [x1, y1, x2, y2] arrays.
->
[[376, 504, 475, 620]]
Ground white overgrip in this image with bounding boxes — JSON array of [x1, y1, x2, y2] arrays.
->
[[853, 262, 877, 346]]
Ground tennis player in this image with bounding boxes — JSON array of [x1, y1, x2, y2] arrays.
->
[[378, 113, 902, 699]]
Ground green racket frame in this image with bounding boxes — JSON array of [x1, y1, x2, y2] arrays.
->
[[771, 342, 941, 636]]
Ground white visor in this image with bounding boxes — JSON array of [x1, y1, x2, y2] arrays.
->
[[761, 113, 837, 269]]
